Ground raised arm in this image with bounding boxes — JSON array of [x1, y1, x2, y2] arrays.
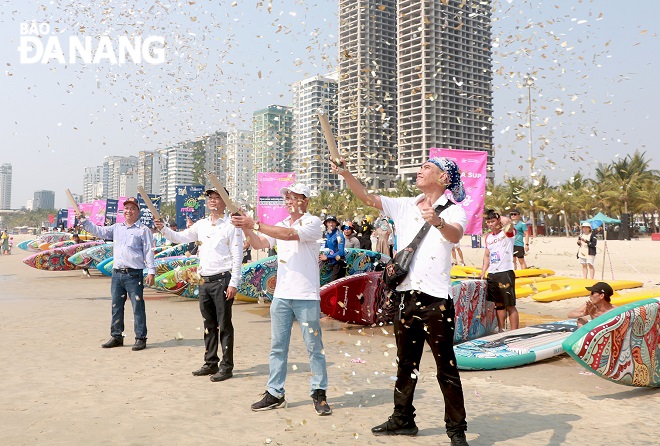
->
[[332, 158, 383, 211]]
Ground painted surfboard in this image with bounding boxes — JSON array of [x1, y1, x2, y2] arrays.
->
[[68, 243, 114, 268], [22, 241, 105, 271], [154, 265, 200, 298], [17, 240, 33, 251], [532, 279, 644, 302], [47, 240, 76, 250], [236, 256, 279, 303], [154, 243, 191, 259], [96, 257, 114, 276], [147, 256, 200, 279], [319, 248, 389, 286], [454, 319, 578, 370], [562, 298, 660, 387]]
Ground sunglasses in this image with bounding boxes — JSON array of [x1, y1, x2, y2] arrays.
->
[[510, 213, 519, 216]]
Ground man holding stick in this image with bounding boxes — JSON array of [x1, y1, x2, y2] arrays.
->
[[331, 157, 470, 446], [77, 197, 155, 351], [154, 188, 243, 382]]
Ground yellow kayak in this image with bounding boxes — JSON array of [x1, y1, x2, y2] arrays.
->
[[532, 279, 644, 302]]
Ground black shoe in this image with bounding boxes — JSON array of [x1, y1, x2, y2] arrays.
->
[[209, 371, 233, 382], [251, 391, 285, 411], [132, 339, 147, 351], [192, 364, 219, 376], [311, 389, 332, 416], [450, 432, 470, 446], [371, 417, 419, 436], [101, 337, 123, 348]]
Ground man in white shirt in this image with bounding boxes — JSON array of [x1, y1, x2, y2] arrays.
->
[[231, 183, 332, 416], [155, 188, 243, 382], [332, 157, 470, 446], [480, 210, 519, 332]]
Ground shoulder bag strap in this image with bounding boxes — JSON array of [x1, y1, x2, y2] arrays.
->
[[405, 201, 454, 252]]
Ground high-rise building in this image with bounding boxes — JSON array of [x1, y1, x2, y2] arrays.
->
[[157, 142, 196, 203], [253, 105, 294, 175], [338, 0, 398, 189], [292, 73, 339, 195], [0, 163, 12, 209], [137, 151, 162, 195], [397, 0, 493, 181], [33, 190, 55, 210], [82, 165, 105, 202], [103, 156, 138, 199], [226, 128, 254, 206]]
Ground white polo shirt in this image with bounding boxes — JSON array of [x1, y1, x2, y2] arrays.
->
[[381, 194, 467, 298], [263, 213, 324, 300]]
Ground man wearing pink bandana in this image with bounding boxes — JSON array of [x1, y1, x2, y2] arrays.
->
[[332, 157, 470, 446]]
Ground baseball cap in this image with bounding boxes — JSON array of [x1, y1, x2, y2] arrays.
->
[[205, 187, 229, 197], [280, 183, 311, 198], [509, 209, 520, 215], [123, 197, 140, 209], [581, 221, 592, 228], [324, 215, 339, 225], [585, 282, 614, 298]]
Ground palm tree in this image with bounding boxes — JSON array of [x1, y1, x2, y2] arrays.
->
[[599, 151, 658, 215]]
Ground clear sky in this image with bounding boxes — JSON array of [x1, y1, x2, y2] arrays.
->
[[1, 0, 658, 209]]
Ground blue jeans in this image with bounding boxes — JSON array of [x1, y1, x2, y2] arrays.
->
[[110, 270, 147, 339], [266, 298, 328, 398]]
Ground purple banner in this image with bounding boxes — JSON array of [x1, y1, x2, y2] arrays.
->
[[430, 148, 487, 235], [257, 172, 295, 225]]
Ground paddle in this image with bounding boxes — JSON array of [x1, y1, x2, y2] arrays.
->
[[137, 185, 163, 221], [64, 189, 81, 214], [206, 172, 242, 215], [317, 108, 344, 169]]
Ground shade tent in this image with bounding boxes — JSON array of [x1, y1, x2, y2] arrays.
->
[[586, 212, 620, 279], [587, 212, 620, 228]]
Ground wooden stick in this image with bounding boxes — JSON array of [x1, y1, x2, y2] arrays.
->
[[317, 109, 343, 166], [137, 186, 163, 221], [64, 189, 81, 214], [206, 172, 241, 215]]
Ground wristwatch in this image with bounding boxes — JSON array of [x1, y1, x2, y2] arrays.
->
[[253, 221, 260, 231], [434, 218, 446, 230]]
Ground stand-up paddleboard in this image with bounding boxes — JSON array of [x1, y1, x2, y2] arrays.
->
[[96, 257, 114, 276], [532, 279, 644, 302], [320, 272, 381, 325], [237, 256, 279, 302], [154, 243, 191, 259], [26, 240, 43, 252], [562, 298, 660, 387], [453, 280, 498, 343], [454, 320, 578, 370], [17, 240, 33, 251], [319, 248, 389, 286], [451, 266, 555, 279], [154, 265, 200, 298], [22, 241, 105, 271], [148, 256, 200, 278], [68, 243, 114, 267], [515, 276, 570, 286], [48, 240, 76, 250], [611, 289, 660, 306], [517, 278, 599, 298]]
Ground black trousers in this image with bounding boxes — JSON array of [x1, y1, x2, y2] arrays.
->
[[199, 277, 234, 372], [392, 290, 467, 435]]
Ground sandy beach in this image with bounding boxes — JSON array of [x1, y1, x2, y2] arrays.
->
[[1, 234, 658, 445]]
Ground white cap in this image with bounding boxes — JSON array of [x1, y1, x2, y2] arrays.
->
[[280, 183, 311, 198], [581, 221, 592, 228]]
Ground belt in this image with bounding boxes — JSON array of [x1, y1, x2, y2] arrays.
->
[[201, 271, 231, 283], [113, 268, 142, 274]]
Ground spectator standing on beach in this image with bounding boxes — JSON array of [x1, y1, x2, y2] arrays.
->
[[452, 242, 465, 266], [577, 222, 597, 279], [342, 222, 361, 249], [155, 188, 243, 382], [481, 210, 520, 332], [373, 218, 392, 256], [568, 282, 614, 327], [1, 230, 9, 255], [77, 197, 155, 351], [332, 157, 470, 446], [320, 215, 346, 283], [509, 209, 529, 269], [231, 183, 332, 416], [358, 217, 373, 250]]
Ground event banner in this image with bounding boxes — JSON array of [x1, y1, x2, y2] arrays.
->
[[89, 199, 107, 226], [137, 194, 161, 228], [175, 185, 206, 229], [67, 203, 94, 228], [57, 209, 68, 229], [257, 172, 295, 225], [115, 196, 127, 224], [429, 148, 488, 235], [105, 199, 118, 226]]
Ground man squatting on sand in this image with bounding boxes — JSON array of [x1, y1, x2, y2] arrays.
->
[[332, 156, 471, 446], [77, 197, 155, 351], [231, 183, 332, 416], [155, 187, 243, 382]]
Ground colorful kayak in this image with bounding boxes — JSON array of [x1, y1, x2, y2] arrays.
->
[[455, 320, 578, 370], [563, 298, 660, 387], [532, 279, 644, 302]]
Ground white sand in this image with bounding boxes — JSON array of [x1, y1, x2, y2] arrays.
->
[[0, 234, 658, 445]]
